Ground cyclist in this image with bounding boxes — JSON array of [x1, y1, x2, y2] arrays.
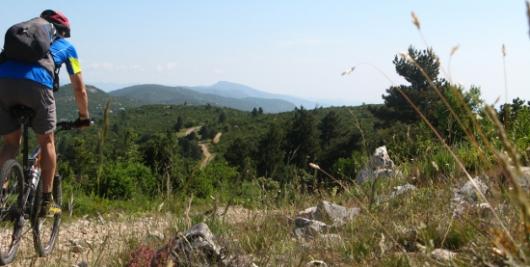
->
[[0, 10, 90, 217]]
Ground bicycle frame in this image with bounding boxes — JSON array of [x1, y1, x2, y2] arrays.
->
[[19, 114, 42, 213]]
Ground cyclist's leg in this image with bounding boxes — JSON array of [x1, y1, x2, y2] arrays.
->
[[0, 79, 23, 169], [26, 81, 60, 216], [0, 130, 22, 169], [37, 133, 56, 194], [18, 79, 57, 191]]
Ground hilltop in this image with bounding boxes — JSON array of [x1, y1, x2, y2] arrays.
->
[[109, 84, 297, 113]]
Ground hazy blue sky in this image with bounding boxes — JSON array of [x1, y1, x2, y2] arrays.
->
[[1, 1, 529, 104]]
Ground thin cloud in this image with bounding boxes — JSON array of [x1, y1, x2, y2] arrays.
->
[[85, 62, 145, 72], [156, 62, 178, 72]]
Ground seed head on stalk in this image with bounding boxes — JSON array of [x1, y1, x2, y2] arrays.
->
[[526, 1, 530, 38], [450, 45, 460, 57], [411, 11, 421, 30]]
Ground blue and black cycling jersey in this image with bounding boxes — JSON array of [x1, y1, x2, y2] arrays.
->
[[0, 38, 82, 90]]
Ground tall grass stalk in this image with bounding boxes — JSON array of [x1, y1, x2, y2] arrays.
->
[[347, 54, 519, 257], [526, 1, 530, 38], [447, 44, 460, 83], [395, 52, 522, 252], [502, 44, 508, 106], [405, 19, 530, 260], [309, 163, 410, 258], [96, 99, 111, 195]]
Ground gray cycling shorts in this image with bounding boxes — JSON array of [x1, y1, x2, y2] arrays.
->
[[0, 78, 56, 135]]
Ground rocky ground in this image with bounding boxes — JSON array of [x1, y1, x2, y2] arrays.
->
[[2, 146, 527, 266], [7, 213, 174, 267]]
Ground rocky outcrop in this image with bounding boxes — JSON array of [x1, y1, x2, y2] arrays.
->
[[151, 223, 222, 266], [150, 223, 257, 267], [298, 201, 360, 227], [356, 146, 401, 183], [294, 217, 328, 239], [452, 177, 489, 216], [294, 201, 360, 240]]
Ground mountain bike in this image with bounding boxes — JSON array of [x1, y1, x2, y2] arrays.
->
[[0, 105, 83, 265]]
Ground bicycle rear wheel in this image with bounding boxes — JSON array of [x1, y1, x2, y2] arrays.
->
[[0, 160, 24, 265], [31, 174, 62, 257]]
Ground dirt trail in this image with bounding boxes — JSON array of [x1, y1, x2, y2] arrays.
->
[[212, 132, 222, 144], [199, 143, 215, 169], [183, 126, 201, 136], [6, 213, 174, 267]]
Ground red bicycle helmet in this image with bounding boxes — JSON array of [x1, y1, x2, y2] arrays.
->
[[40, 9, 71, 37]]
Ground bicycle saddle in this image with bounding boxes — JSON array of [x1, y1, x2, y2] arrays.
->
[[9, 105, 35, 123]]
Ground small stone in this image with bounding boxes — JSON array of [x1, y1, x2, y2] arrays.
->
[[298, 206, 317, 218], [151, 223, 222, 266], [455, 177, 488, 203], [313, 201, 360, 226], [452, 177, 489, 217], [390, 183, 417, 198], [431, 248, 456, 262], [306, 260, 328, 267], [356, 146, 401, 183], [294, 217, 328, 239], [148, 230, 165, 241]]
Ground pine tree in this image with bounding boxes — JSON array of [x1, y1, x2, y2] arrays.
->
[[256, 123, 285, 178], [371, 46, 449, 125], [285, 107, 319, 168], [318, 110, 340, 147], [174, 116, 183, 131]]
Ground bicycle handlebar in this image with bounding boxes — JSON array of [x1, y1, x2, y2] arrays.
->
[[56, 119, 94, 132]]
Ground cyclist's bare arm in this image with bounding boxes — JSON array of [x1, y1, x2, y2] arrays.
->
[[69, 72, 89, 119]]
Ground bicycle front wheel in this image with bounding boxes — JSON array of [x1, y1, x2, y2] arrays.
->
[[0, 160, 24, 265], [31, 174, 62, 257]]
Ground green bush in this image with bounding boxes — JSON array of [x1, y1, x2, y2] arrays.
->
[[100, 162, 156, 199], [333, 151, 368, 181], [187, 161, 238, 199], [511, 108, 530, 162]]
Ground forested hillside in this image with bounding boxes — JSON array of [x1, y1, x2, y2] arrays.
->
[[47, 46, 530, 266]]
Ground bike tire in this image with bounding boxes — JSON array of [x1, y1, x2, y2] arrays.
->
[[31, 174, 62, 257], [0, 160, 24, 265]]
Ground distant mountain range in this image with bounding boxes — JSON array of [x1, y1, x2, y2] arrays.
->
[[96, 81, 354, 108], [190, 81, 323, 108], [55, 84, 135, 120], [109, 84, 296, 113], [55, 81, 355, 118]]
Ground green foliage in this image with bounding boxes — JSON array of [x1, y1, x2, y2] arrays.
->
[[199, 124, 217, 139], [333, 151, 367, 180], [99, 162, 156, 199], [285, 107, 319, 168], [186, 161, 238, 199], [318, 110, 341, 147], [173, 116, 183, 131], [179, 136, 202, 160], [507, 101, 530, 162], [256, 123, 285, 179], [371, 47, 447, 125]]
